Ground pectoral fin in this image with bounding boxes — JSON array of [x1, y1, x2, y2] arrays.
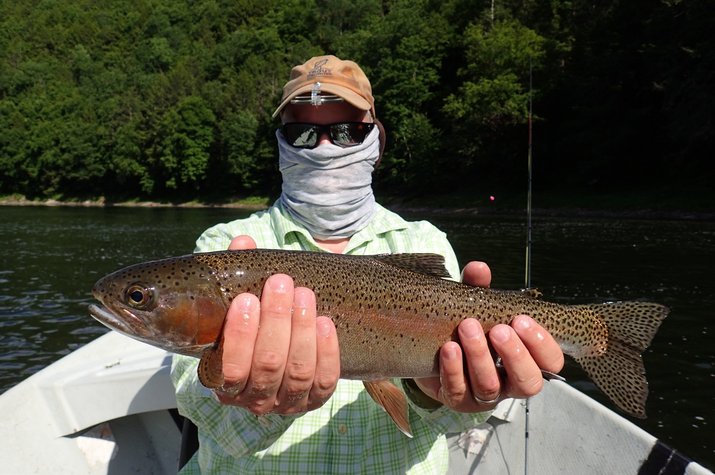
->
[[198, 340, 225, 389], [363, 380, 413, 438]]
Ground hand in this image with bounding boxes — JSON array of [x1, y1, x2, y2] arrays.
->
[[414, 261, 565, 412], [212, 236, 341, 415]]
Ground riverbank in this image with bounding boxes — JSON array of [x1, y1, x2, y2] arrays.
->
[[2, 188, 714, 220], [0, 194, 270, 210]]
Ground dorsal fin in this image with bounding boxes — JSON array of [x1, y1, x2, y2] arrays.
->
[[523, 288, 543, 299], [495, 288, 544, 300], [373, 253, 451, 278]]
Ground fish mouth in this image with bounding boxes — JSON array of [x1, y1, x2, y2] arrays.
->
[[88, 303, 208, 356], [88, 303, 150, 338]]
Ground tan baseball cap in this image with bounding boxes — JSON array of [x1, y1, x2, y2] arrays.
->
[[272, 55, 376, 118]]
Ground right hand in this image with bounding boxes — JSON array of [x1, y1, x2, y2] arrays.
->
[[212, 236, 341, 415], [415, 261, 564, 412]]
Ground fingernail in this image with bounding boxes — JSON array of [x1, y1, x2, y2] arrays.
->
[[460, 319, 481, 339], [267, 274, 292, 294], [317, 318, 333, 338], [232, 295, 255, 325], [490, 325, 510, 343], [293, 288, 314, 314], [235, 294, 255, 312], [443, 343, 459, 360], [513, 315, 533, 330]]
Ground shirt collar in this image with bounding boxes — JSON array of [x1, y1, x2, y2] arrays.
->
[[270, 200, 314, 248], [270, 201, 409, 252]]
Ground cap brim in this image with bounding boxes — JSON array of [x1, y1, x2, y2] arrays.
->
[[272, 83, 372, 118]]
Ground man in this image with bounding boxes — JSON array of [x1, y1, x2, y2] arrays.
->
[[172, 55, 564, 473]]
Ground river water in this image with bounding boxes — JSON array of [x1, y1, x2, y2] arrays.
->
[[1, 205, 713, 469]]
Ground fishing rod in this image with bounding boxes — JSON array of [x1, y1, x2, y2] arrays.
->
[[523, 55, 534, 475], [525, 66, 534, 287]]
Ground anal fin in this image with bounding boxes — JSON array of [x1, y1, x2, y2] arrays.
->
[[363, 380, 413, 438]]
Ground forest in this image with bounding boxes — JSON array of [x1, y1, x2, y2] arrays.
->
[[0, 0, 712, 202]]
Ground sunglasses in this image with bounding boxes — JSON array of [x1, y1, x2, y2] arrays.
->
[[281, 122, 375, 149]]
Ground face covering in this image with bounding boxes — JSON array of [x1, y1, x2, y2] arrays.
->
[[277, 126, 380, 240]]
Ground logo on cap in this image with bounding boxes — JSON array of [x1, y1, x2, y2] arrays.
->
[[307, 59, 332, 79]]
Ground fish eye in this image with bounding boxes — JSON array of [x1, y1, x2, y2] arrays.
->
[[124, 284, 155, 310]]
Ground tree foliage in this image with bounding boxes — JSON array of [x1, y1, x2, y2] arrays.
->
[[0, 0, 712, 200]]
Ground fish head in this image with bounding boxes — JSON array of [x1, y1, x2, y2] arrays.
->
[[88, 255, 228, 356]]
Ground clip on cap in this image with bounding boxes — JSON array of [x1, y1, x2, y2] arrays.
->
[[290, 82, 344, 107]]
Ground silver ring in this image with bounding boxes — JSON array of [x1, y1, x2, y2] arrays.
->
[[473, 392, 500, 405], [214, 383, 242, 397]]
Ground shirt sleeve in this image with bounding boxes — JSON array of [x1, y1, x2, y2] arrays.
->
[[194, 223, 233, 253], [171, 355, 299, 460]]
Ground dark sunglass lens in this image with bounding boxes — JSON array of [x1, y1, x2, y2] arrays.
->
[[283, 124, 319, 148], [330, 123, 374, 147]]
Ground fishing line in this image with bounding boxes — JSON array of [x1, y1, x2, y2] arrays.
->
[[523, 55, 534, 475]]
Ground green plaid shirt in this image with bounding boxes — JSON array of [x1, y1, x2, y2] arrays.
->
[[172, 202, 490, 474]]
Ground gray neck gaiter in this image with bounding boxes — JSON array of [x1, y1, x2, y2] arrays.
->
[[277, 126, 380, 240]]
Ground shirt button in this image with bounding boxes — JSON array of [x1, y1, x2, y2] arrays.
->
[[338, 424, 348, 434]]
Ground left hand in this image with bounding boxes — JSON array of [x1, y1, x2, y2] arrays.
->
[[213, 236, 341, 415], [414, 261, 565, 412]]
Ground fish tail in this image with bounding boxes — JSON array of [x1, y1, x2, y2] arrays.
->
[[573, 301, 668, 418]]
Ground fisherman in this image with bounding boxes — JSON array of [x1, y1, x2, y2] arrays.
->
[[171, 55, 564, 473]]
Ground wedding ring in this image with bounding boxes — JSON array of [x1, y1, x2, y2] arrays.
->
[[473, 392, 501, 405], [214, 382, 243, 396]]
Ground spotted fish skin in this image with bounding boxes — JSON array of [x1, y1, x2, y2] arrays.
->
[[89, 249, 668, 419]]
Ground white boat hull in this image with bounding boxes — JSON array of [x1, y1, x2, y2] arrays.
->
[[1, 332, 711, 474], [0, 332, 178, 474]]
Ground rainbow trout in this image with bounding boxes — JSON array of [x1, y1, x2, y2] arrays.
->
[[88, 249, 668, 436]]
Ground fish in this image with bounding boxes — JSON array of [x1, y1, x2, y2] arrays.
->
[[88, 249, 668, 437]]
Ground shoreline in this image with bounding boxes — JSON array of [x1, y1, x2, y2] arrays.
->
[[2, 196, 713, 221], [0, 196, 269, 210]]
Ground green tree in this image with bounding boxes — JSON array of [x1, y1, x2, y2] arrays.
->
[[340, 0, 454, 189], [442, 18, 546, 184], [152, 96, 216, 194], [0, 0, 712, 200]]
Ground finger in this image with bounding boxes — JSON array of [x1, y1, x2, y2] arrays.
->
[[308, 316, 340, 410], [490, 324, 543, 399], [229, 235, 257, 250], [220, 293, 261, 393], [275, 287, 317, 413], [511, 315, 565, 374], [436, 341, 470, 410], [461, 261, 491, 288], [243, 274, 294, 414], [459, 319, 501, 407]]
